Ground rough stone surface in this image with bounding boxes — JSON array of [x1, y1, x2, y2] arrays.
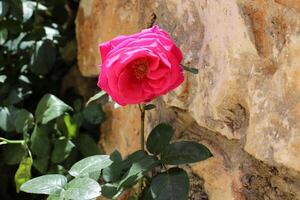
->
[[76, 0, 300, 199]]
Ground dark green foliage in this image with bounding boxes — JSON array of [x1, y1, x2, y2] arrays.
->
[[0, 0, 211, 199], [21, 123, 212, 200], [146, 123, 173, 155], [150, 168, 189, 200], [0, 1, 105, 199], [161, 141, 212, 165]]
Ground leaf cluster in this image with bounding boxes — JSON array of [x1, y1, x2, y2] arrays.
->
[[21, 122, 212, 200]]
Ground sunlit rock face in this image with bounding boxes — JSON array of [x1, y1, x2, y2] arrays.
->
[[76, 0, 300, 199]]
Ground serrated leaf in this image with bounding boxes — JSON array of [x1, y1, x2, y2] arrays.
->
[[69, 155, 112, 178], [161, 141, 212, 165], [15, 157, 32, 193], [35, 94, 72, 124], [150, 168, 189, 200], [20, 174, 67, 195], [86, 91, 106, 105], [63, 177, 101, 200], [51, 138, 75, 163], [15, 109, 34, 133], [146, 123, 173, 155]]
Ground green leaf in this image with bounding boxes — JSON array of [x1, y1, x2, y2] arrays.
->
[[51, 138, 75, 163], [141, 186, 154, 200], [77, 134, 101, 157], [10, 0, 23, 21], [181, 65, 199, 74], [82, 103, 105, 124], [15, 109, 34, 133], [30, 40, 56, 75], [86, 91, 106, 105], [110, 150, 122, 162], [30, 125, 50, 157], [0, 106, 19, 132], [0, 1, 9, 17], [22, 27, 45, 41], [3, 144, 26, 165], [33, 157, 48, 173], [118, 155, 157, 189], [63, 177, 101, 200], [15, 157, 32, 193], [0, 28, 8, 45], [0, 75, 7, 83], [35, 94, 72, 124], [47, 194, 63, 200], [57, 114, 78, 139], [20, 174, 67, 195], [44, 26, 60, 40], [69, 155, 112, 178], [146, 123, 173, 155], [103, 150, 147, 182], [144, 104, 156, 110], [161, 141, 212, 165], [101, 183, 118, 199], [150, 168, 189, 200], [102, 162, 125, 183], [2, 86, 31, 105], [22, 1, 34, 22], [22, 1, 47, 22], [63, 114, 78, 139]]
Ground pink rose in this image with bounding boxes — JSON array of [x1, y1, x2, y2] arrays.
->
[[97, 25, 184, 105]]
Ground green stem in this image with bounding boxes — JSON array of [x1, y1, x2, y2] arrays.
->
[[0, 137, 25, 145], [138, 104, 145, 151], [137, 104, 146, 198]]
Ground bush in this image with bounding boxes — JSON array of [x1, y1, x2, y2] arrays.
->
[[0, 1, 105, 199]]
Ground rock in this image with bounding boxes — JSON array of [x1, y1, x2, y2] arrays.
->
[[76, 0, 300, 199], [76, 0, 155, 77], [100, 104, 140, 156]]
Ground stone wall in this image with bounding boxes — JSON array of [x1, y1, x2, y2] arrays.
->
[[76, 0, 300, 199]]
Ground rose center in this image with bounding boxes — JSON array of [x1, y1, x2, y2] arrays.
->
[[131, 59, 149, 79]]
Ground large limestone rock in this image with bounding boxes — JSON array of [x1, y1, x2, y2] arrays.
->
[[76, 0, 300, 199]]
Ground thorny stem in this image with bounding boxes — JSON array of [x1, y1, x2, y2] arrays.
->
[[138, 104, 145, 151], [0, 137, 25, 145]]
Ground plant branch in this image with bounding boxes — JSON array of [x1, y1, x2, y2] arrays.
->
[[138, 104, 145, 151], [0, 137, 25, 145]]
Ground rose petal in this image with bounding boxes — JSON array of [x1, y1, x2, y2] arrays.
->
[[118, 68, 143, 100]]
